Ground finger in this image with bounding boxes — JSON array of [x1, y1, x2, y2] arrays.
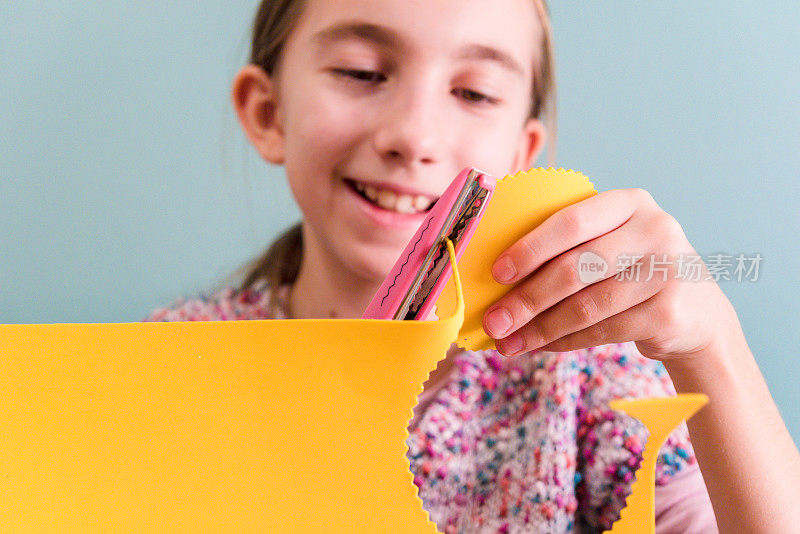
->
[[491, 188, 653, 285], [494, 263, 666, 356], [535, 304, 649, 353], [484, 212, 663, 340], [535, 288, 682, 355]]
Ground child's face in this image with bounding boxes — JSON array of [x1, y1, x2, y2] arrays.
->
[[269, 0, 544, 283]]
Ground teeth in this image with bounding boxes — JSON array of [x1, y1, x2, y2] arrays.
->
[[394, 195, 413, 214], [413, 195, 431, 211], [353, 180, 434, 214], [376, 189, 397, 210]]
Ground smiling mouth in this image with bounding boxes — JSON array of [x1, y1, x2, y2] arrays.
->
[[344, 179, 438, 214]]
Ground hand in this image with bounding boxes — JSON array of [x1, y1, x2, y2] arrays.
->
[[481, 188, 739, 361]]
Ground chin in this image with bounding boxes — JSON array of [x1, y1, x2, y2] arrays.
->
[[346, 244, 405, 285]]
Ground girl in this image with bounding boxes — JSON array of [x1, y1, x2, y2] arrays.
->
[[145, 0, 800, 531]]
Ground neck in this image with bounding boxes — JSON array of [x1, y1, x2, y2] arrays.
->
[[287, 226, 380, 320]]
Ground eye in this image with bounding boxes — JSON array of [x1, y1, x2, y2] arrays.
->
[[332, 68, 386, 84], [453, 88, 499, 105]]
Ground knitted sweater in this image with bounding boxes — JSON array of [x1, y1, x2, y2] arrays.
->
[[143, 283, 717, 533]]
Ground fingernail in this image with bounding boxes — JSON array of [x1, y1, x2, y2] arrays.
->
[[485, 307, 513, 337], [493, 256, 516, 283], [497, 333, 522, 356]]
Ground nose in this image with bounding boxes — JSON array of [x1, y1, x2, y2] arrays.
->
[[372, 81, 443, 168]]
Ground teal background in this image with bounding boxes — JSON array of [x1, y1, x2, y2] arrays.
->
[[2, 2, 798, 441]]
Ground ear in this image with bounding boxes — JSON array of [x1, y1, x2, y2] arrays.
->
[[231, 64, 285, 164], [511, 117, 547, 172]]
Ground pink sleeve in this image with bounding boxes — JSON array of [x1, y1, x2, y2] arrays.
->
[[655, 463, 718, 533]]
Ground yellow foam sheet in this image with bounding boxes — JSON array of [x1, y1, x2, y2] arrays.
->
[[0, 242, 463, 532], [435, 168, 598, 351], [605, 394, 707, 534], [0, 170, 708, 532]]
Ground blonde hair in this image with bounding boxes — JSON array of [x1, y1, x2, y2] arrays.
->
[[236, 0, 558, 296]]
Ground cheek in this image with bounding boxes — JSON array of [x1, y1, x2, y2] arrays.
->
[[460, 128, 524, 177], [285, 90, 369, 163]]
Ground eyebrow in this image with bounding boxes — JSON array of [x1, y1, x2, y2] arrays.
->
[[454, 44, 525, 78], [311, 22, 404, 51], [311, 21, 525, 77]]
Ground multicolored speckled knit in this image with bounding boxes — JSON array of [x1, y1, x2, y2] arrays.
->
[[143, 282, 714, 533]]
